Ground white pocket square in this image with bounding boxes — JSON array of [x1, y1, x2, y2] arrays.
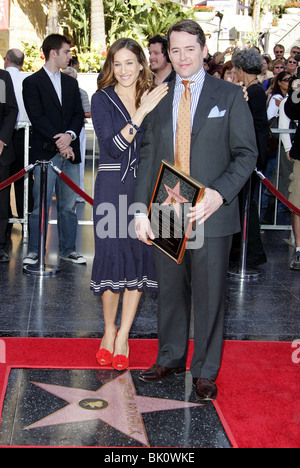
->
[[208, 106, 226, 118]]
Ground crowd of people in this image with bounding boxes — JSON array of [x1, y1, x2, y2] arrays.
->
[[202, 42, 300, 272], [0, 21, 299, 401]]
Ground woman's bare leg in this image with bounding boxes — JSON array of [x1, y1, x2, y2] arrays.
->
[[100, 290, 120, 353], [114, 289, 143, 356]]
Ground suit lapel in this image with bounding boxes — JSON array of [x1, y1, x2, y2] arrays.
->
[[191, 74, 221, 148], [157, 80, 175, 161], [61, 73, 70, 110], [38, 68, 62, 111]]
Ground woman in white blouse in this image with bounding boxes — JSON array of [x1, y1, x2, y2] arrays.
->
[[267, 71, 292, 120], [265, 82, 294, 221]]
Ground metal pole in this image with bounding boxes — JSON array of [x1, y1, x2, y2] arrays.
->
[[23, 123, 30, 242], [38, 161, 47, 273], [228, 178, 261, 281]]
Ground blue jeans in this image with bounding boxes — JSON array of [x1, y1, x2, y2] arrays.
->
[[29, 154, 79, 257]]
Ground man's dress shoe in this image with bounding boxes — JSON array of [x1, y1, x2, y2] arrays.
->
[[139, 364, 186, 382], [193, 378, 218, 401]]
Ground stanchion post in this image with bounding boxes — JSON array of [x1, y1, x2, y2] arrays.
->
[[23, 161, 60, 277], [38, 161, 47, 273], [228, 178, 261, 281], [23, 123, 30, 242]]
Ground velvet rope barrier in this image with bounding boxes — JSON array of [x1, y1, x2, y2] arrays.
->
[[2, 164, 298, 217], [0, 168, 28, 192], [50, 163, 94, 206], [255, 169, 300, 217], [53, 165, 300, 217]]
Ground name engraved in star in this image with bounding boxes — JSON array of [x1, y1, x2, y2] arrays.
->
[[119, 377, 144, 438]]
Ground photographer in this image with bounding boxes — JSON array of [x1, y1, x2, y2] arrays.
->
[[284, 70, 300, 270]]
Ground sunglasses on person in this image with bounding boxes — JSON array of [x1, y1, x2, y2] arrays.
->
[[288, 60, 297, 64], [280, 77, 291, 82]]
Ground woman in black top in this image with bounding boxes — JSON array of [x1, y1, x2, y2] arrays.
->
[[232, 49, 268, 267], [233, 49, 268, 171]]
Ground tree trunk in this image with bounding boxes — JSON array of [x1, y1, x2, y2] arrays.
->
[[252, 0, 261, 34], [46, 0, 60, 35], [91, 0, 106, 49]]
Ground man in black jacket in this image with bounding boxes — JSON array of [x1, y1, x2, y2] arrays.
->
[[285, 78, 300, 270], [0, 69, 18, 263], [22, 34, 85, 265]]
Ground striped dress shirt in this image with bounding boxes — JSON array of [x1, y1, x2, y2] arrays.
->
[[172, 67, 206, 150]]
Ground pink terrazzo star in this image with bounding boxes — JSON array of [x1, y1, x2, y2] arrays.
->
[[24, 371, 202, 447]]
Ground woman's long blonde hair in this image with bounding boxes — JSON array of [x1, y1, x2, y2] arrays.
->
[[97, 38, 154, 108]]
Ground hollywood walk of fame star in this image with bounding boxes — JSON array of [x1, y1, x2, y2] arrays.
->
[[162, 181, 189, 219], [24, 371, 202, 447]]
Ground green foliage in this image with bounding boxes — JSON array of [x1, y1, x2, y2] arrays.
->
[[103, 0, 144, 45], [104, 0, 194, 47], [21, 42, 44, 72], [21, 39, 106, 73], [73, 45, 107, 72], [140, 1, 194, 39], [60, 0, 91, 49], [21, 0, 194, 72], [259, 0, 288, 14]]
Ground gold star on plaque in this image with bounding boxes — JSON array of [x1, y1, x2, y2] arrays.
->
[[162, 181, 189, 218]]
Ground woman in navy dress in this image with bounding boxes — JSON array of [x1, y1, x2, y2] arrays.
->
[[91, 38, 168, 371]]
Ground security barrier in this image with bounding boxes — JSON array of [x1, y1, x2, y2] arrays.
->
[[6, 124, 297, 242], [7, 122, 98, 242], [257, 128, 296, 231], [8, 121, 30, 241]]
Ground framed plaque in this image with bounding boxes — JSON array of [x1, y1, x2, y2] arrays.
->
[[148, 160, 205, 264]]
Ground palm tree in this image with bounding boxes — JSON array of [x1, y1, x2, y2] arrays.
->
[[91, 0, 106, 49], [252, 0, 262, 33], [46, 0, 60, 35]]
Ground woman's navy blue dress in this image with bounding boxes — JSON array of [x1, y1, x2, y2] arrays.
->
[[90, 86, 157, 295]]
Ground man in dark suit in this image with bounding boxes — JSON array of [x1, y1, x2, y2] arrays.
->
[[135, 20, 258, 401], [0, 69, 18, 263], [22, 34, 85, 265]]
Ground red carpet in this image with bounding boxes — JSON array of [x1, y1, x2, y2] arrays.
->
[[0, 338, 299, 448]]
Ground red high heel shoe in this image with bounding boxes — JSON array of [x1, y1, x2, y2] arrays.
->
[[96, 326, 117, 366], [96, 348, 114, 366], [112, 344, 130, 371]]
